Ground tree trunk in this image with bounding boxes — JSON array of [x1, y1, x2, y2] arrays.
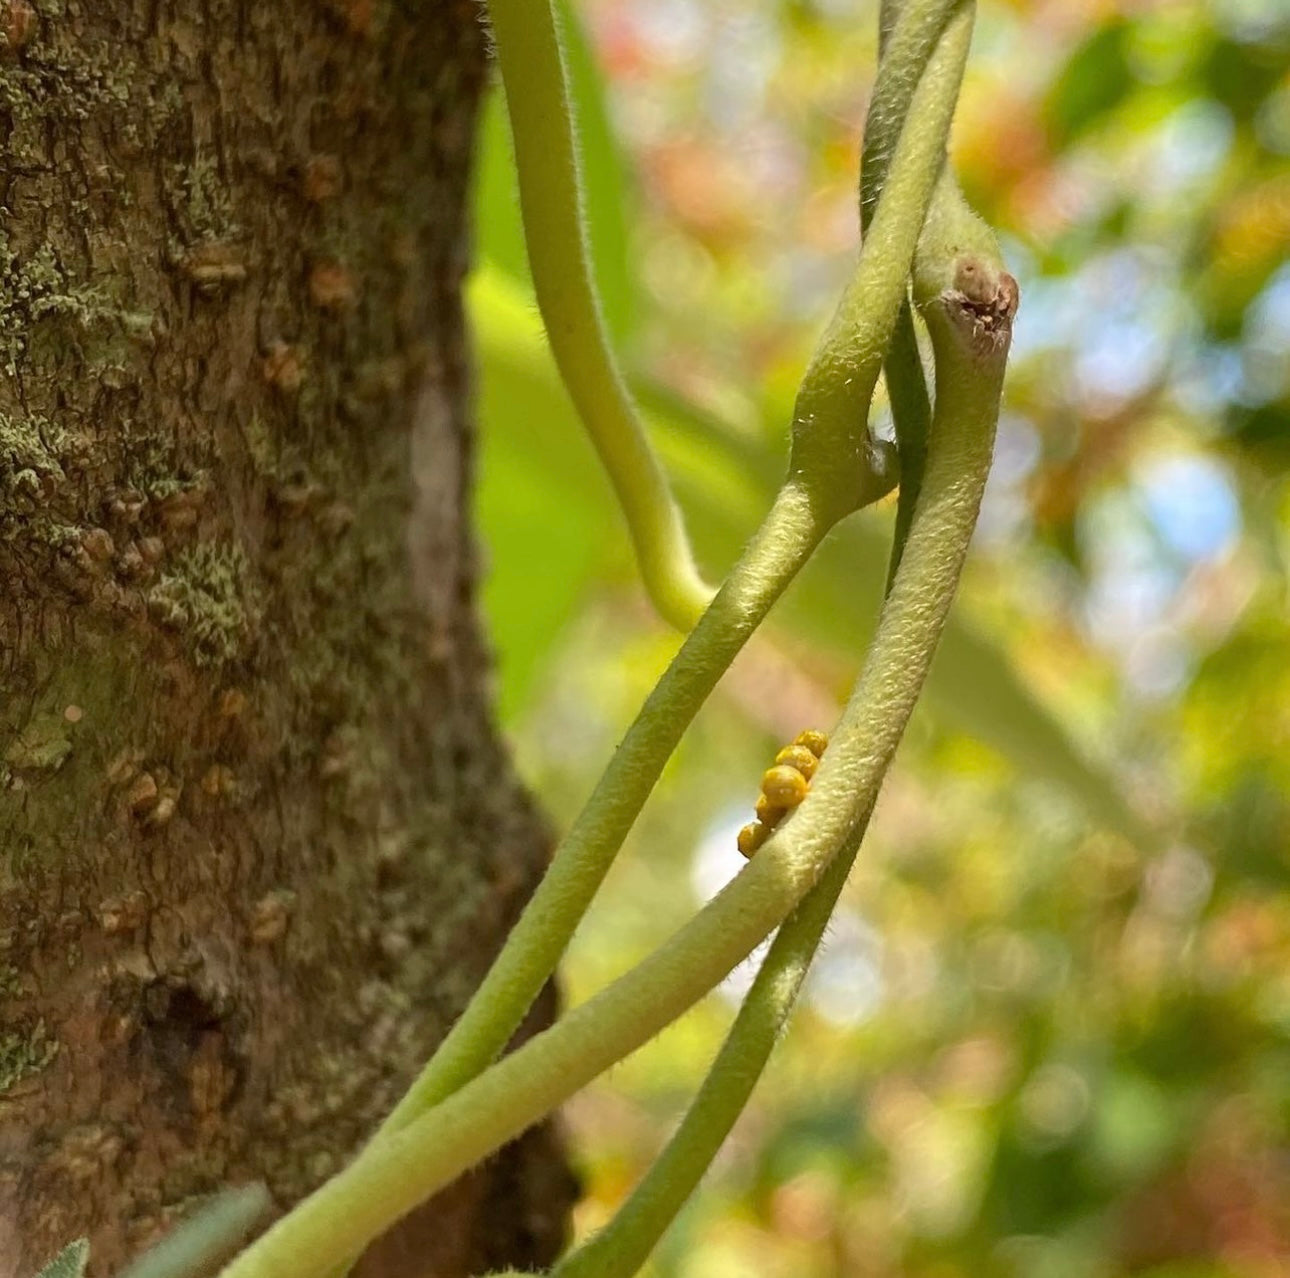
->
[[0, 1, 575, 1274]]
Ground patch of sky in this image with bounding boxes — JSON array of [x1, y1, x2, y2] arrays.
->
[[806, 907, 885, 1026], [978, 413, 1040, 547], [689, 807, 885, 1022], [1174, 340, 1245, 418], [705, 10, 779, 134], [1137, 452, 1241, 563], [1070, 250, 1177, 406], [1007, 248, 1182, 408], [1003, 274, 1067, 365], [1077, 451, 1239, 697], [1145, 99, 1234, 197], [1240, 263, 1290, 403], [1078, 488, 1181, 649]]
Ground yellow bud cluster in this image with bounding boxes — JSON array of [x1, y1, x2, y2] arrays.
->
[[736, 730, 829, 859]]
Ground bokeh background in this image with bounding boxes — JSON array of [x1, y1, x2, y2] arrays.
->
[[468, 1, 1290, 1275]]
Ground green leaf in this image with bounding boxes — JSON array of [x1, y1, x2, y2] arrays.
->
[[1201, 34, 1286, 123], [470, 264, 632, 722], [553, 0, 636, 343], [117, 1183, 271, 1278], [32, 1240, 89, 1278], [471, 91, 530, 292], [1044, 19, 1135, 145]]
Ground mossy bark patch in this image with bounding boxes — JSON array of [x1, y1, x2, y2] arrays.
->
[[0, 1, 573, 1274]]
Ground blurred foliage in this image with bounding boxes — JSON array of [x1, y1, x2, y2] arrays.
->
[[469, 0, 1290, 1275]]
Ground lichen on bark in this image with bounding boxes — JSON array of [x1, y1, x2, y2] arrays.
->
[[0, 1, 573, 1274]]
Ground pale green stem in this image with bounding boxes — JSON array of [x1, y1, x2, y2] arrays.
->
[[782, 0, 968, 512], [489, 0, 710, 630], [861, 0, 964, 224], [216, 221, 1009, 1271], [218, 7, 991, 1276], [549, 151, 1016, 1278], [866, 0, 960, 586], [374, 479, 829, 1139], [218, 184, 1013, 1278], [547, 183, 1011, 1278], [549, 801, 873, 1278], [360, 0, 965, 1160], [551, 8, 982, 1272], [117, 1185, 272, 1278]]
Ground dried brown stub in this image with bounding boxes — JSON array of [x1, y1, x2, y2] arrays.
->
[[737, 729, 829, 859]]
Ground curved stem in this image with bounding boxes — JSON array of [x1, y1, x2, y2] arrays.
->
[[366, 0, 967, 1158], [488, 0, 711, 630], [783, 1, 969, 519], [861, 0, 965, 227], [218, 175, 1013, 1278], [218, 7, 1001, 1276], [374, 481, 829, 1141], [864, 0, 965, 586], [549, 801, 873, 1278], [548, 185, 1017, 1278], [551, 11, 984, 1270], [216, 246, 1008, 1273]]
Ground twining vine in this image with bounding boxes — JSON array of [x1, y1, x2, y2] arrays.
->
[[49, 0, 1018, 1274]]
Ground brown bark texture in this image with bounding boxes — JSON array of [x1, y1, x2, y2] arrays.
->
[[0, 0, 575, 1274]]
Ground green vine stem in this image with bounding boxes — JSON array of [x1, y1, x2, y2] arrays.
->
[[373, 481, 832, 1137], [323, 494, 835, 1278], [488, 0, 711, 630], [216, 11, 1009, 1273], [549, 800, 875, 1278], [546, 174, 1012, 1278], [551, 7, 977, 1271], [351, 0, 969, 1168], [863, 0, 963, 583], [216, 228, 1012, 1278], [548, 174, 1018, 1278], [118, 1185, 272, 1278]]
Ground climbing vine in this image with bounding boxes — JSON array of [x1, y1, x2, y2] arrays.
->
[[44, 0, 1018, 1274]]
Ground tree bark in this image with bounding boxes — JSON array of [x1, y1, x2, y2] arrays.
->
[[0, 1, 575, 1274]]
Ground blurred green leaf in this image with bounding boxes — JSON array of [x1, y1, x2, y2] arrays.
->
[[1089, 1072, 1177, 1183], [470, 266, 630, 721], [650, 399, 1150, 846], [1044, 19, 1135, 145], [1201, 35, 1287, 123], [472, 266, 1148, 844], [1225, 397, 1290, 464]]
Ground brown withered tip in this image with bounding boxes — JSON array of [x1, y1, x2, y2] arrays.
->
[[946, 258, 1019, 353]]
